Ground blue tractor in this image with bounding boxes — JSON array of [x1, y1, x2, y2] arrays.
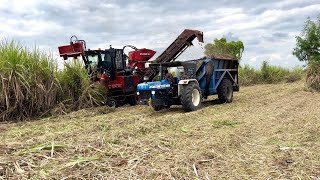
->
[[137, 56, 239, 111]]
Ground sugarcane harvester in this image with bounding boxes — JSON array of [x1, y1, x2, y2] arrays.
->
[[58, 36, 156, 107], [57, 29, 205, 107]]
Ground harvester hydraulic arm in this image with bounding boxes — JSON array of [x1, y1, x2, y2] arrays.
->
[[144, 29, 203, 80]]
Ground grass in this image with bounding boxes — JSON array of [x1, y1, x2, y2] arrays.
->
[[64, 157, 102, 168], [0, 39, 106, 121], [0, 39, 58, 121], [306, 61, 320, 91], [0, 81, 319, 179], [239, 61, 304, 86], [56, 61, 107, 110], [15, 144, 67, 155], [211, 120, 240, 128]]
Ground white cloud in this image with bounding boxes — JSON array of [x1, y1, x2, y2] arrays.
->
[[249, 57, 257, 62], [0, 0, 319, 68], [268, 54, 282, 62], [0, 18, 63, 37]]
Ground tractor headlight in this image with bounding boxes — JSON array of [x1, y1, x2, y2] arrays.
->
[[151, 91, 156, 95]]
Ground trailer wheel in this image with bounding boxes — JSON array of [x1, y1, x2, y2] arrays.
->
[[181, 82, 202, 112], [218, 79, 233, 103]]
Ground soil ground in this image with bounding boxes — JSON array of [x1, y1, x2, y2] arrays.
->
[[0, 81, 320, 179]]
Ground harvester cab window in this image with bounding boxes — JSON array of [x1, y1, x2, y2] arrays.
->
[[87, 54, 99, 75], [101, 53, 113, 70], [87, 55, 99, 66]]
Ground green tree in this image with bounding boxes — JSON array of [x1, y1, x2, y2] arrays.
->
[[204, 38, 244, 60], [293, 16, 320, 62]]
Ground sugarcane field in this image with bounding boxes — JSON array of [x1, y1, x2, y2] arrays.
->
[[1, 1, 320, 179]]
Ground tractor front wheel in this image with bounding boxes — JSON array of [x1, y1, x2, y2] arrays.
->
[[148, 98, 163, 111], [181, 82, 202, 112], [217, 79, 233, 103], [152, 105, 163, 111]]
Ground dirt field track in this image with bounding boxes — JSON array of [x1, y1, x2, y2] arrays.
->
[[1, 81, 320, 179]]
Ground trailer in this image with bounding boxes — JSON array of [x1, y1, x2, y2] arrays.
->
[[137, 55, 239, 111]]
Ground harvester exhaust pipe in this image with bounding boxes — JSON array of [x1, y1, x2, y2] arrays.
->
[[123, 45, 138, 51], [70, 35, 87, 50], [70, 35, 78, 44]]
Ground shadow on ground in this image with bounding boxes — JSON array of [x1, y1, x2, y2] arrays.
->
[[146, 98, 222, 116]]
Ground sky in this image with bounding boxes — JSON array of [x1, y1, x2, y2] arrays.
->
[[0, 0, 319, 68]]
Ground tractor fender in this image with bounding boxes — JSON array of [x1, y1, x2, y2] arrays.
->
[[178, 79, 199, 96]]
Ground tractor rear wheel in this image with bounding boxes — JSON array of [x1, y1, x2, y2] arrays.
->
[[217, 79, 233, 103], [181, 82, 202, 112]]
